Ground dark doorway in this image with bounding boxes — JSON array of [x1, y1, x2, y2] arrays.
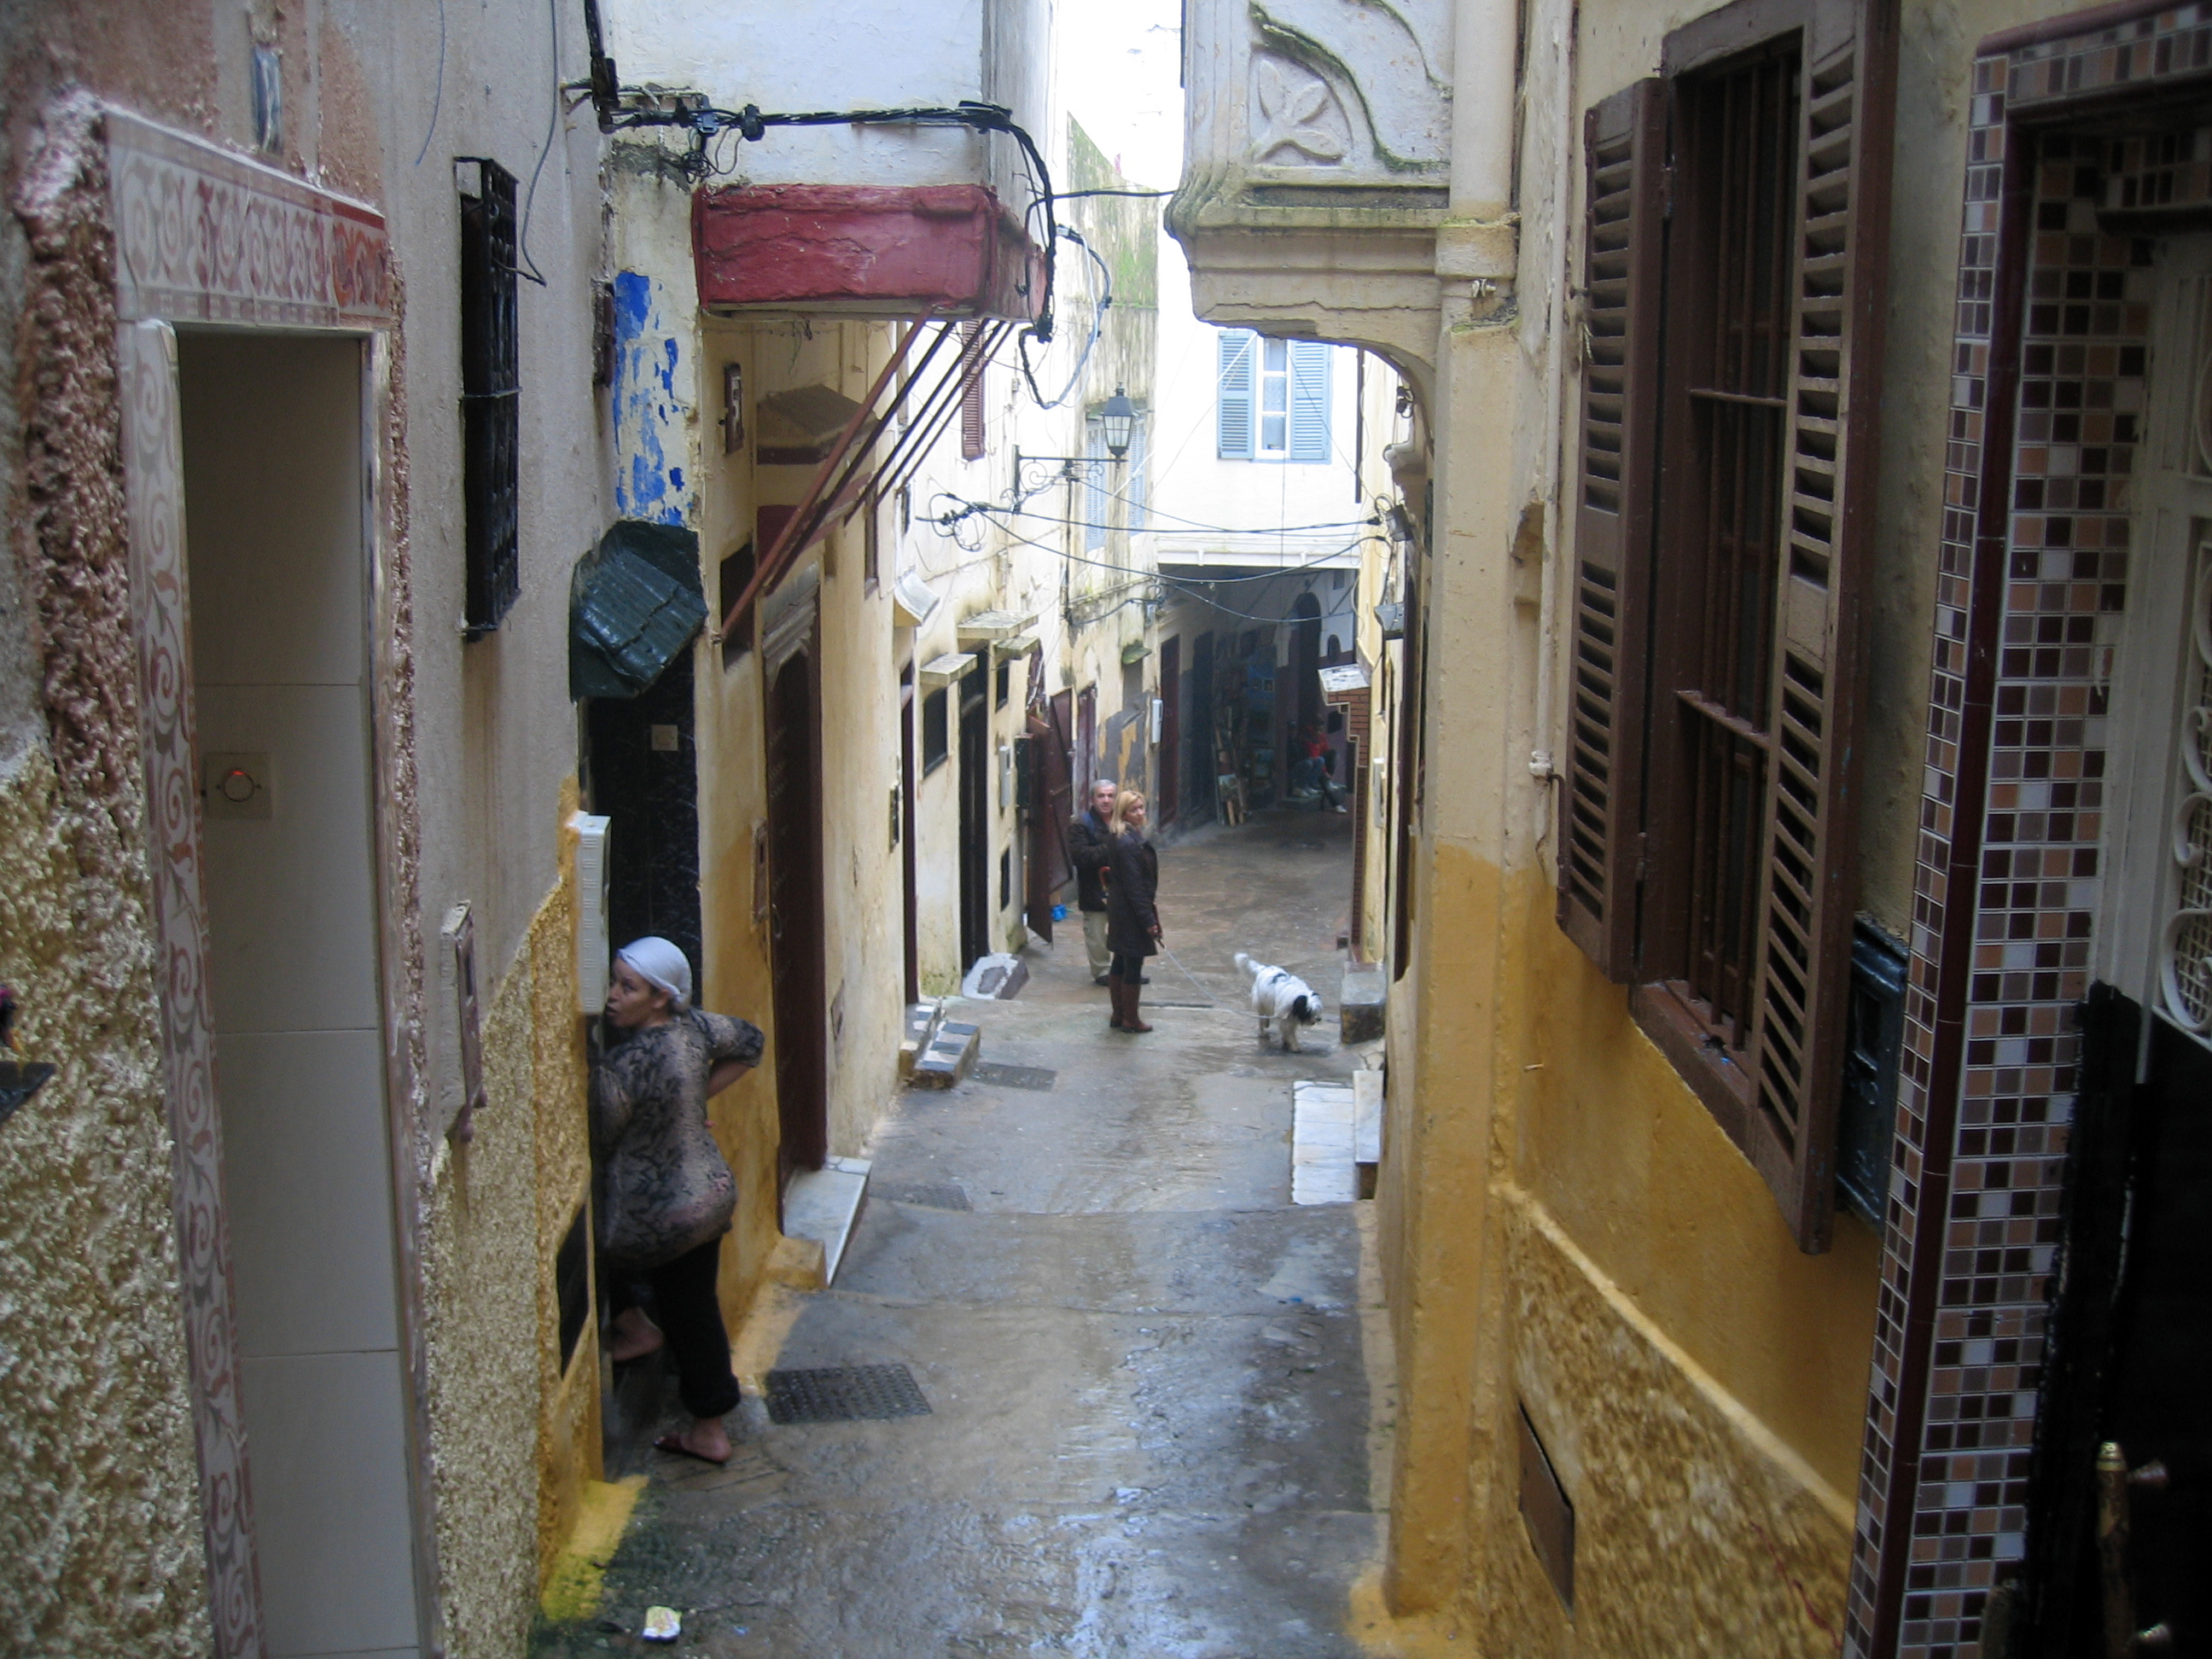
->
[[1077, 684, 1098, 795], [1026, 671, 1073, 942], [586, 644, 703, 995], [900, 664, 919, 1004], [765, 647, 828, 1179], [2025, 988, 2212, 1654], [1158, 636, 1181, 826], [1189, 632, 1216, 824], [958, 663, 992, 970], [1288, 591, 1322, 755]]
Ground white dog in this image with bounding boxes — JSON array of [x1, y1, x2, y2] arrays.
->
[[1235, 952, 1324, 1051]]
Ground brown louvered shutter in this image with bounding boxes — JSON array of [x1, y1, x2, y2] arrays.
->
[[1557, 80, 1663, 980], [959, 320, 987, 460], [1742, 0, 1896, 1251]]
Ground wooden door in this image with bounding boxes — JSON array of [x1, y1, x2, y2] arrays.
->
[[958, 663, 991, 969], [1077, 684, 1097, 793], [1158, 636, 1180, 826], [900, 668, 918, 1002], [765, 648, 827, 1176], [1024, 676, 1074, 942]]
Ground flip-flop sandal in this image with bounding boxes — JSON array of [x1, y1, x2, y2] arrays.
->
[[653, 1434, 730, 1466]]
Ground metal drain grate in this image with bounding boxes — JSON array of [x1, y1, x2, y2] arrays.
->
[[873, 1181, 972, 1211], [764, 1364, 933, 1424], [971, 1061, 1057, 1091]]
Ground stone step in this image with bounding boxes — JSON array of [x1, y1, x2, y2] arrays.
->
[[1353, 1068, 1383, 1166], [1291, 1080, 1359, 1205], [897, 999, 943, 1079], [1340, 962, 1388, 1045], [782, 1155, 872, 1286], [909, 1018, 980, 1090]]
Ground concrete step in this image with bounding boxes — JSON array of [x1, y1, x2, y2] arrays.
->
[[909, 1019, 980, 1090], [782, 1155, 871, 1286], [1353, 1068, 1383, 1165], [1340, 962, 1388, 1045], [897, 999, 943, 1079], [1291, 1080, 1358, 1205]]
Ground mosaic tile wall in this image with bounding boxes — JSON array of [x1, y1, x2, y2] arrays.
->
[[1843, 7, 2212, 1656]]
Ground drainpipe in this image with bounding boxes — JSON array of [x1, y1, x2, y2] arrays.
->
[[1530, 5, 1579, 835], [1450, 0, 1519, 220], [1438, 0, 1522, 329]]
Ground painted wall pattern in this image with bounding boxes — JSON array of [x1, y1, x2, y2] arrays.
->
[[1846, 8, 2212, 1655], [107, 110, 388, 328], [118, 317, 264, 1658]]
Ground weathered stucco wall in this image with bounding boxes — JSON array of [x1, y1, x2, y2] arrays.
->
[[0, 101, 208, 1650], [0, 748, 207, 1655], [420, 796, 597, 1659], [1483, 1192, 1856, 1657]]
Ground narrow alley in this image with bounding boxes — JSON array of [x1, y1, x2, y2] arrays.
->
[[535, 811, 1390, 1657]]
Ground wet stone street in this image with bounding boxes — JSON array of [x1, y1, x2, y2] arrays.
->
[[535, 808, 1393, 1658]]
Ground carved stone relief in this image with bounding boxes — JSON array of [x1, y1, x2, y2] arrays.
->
[[1249, 52, 1352, 166], [1246, 0, 1452, 179]]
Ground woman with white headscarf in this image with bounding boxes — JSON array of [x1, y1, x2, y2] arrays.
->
[[591, 935, 763, 1464]]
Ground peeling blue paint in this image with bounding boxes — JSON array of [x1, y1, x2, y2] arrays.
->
[[611, 269, 692, 527]]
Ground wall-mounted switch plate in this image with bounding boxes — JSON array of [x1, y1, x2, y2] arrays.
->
[[202, 752, 273, 819]]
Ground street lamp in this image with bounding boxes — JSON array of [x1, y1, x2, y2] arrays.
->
[[1100, 387, 1137, 460]]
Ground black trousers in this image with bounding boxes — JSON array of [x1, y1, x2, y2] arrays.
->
[[1110, 952, 1150, 980], [614, 1237, 741, 1420]]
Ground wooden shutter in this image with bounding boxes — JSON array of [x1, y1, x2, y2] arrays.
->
[[1557, 80, 1663, 981], [959, 320, 986, 460], [1128, 418, 1148, 531], [1743, 0, 1896, 1251], [1217, 330, 1255, 458], [1085, 417, 1109, 552], [1289, 341, 1332, 462]]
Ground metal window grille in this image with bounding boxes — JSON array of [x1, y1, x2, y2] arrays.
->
[[459, 158, 520, 637], [1671, 49, 1798, 1045]]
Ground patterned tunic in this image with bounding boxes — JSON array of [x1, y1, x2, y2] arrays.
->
[[591, 1010, 764, 1270]]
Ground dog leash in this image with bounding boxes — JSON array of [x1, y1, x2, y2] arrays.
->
[[1152, 942, 1232, 1010]]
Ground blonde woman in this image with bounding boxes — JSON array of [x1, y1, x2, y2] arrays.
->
[[1103, 788, 1161, 1032]]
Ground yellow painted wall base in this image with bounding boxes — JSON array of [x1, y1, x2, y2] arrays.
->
[[732, 1278, 810, 1394], [538, 1476, 648, 1624]]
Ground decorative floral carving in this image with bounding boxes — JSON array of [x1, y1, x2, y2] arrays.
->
[[1249, 51, 1351, 166]]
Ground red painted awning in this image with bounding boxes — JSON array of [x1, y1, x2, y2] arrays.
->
[[693, 183, 1042, 320]]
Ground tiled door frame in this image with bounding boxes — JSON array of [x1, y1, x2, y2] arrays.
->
[[104, 109, 439, 1657], [1845, 7, 2212, 1654]]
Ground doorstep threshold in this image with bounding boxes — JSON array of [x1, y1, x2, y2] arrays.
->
[[783, 1155, 871, 1285]]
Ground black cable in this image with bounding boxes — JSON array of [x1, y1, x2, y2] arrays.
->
[[1050, 188, 1175, 201], [514, 0, 561, 287], [933, 492, 1378, 546]]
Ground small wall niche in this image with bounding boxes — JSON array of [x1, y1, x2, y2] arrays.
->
[[1517, 1403, 1575, 1614]]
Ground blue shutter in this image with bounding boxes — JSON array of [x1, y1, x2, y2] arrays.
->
[[1085, 418, 1108, 552], [1289, 341, 1331, 463], [1216, 330, 1255, 459]]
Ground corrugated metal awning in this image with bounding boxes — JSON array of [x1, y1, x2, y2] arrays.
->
[[569, 521, 707, 700]]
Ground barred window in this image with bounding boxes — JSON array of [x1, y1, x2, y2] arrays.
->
[[459, 159, 520, 637]]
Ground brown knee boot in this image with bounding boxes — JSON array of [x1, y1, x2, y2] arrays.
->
[[1121, 977, 1152, 1033], [1107, 973, 1126, 1029]]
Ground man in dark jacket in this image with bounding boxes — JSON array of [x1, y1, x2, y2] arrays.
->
[[1068, 778, 1116, 984]]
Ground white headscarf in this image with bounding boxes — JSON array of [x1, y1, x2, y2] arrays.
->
[[615, 936, 692, 1013]]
